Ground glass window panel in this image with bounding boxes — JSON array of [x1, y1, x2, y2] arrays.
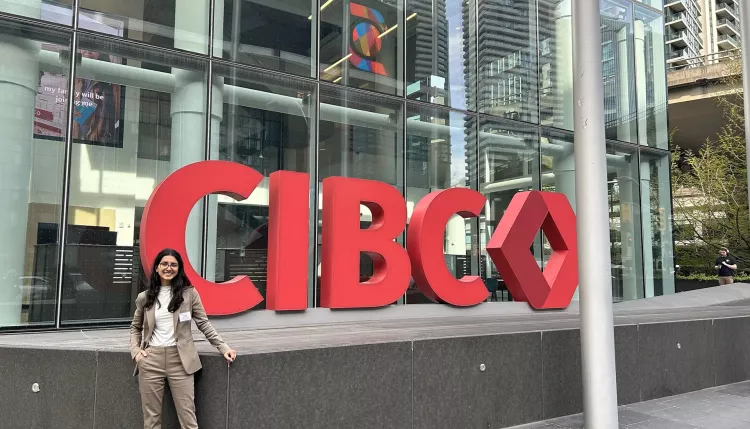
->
[[477, 117, 540, 301], [215, 0, 315, 77], [0, 22, 70, 327], [601, 0, 637, 143], [320, 0, 403, 96], [405, 0, 476, 110], [79, 0, 210, 54], [637, 0, 662, 10], [316, 84, 404, 304], [541, 130, 646, 303], [62, 35, 207, 324], [640, 149, 675, 297], [635, 5, 668, 149], [540, 127, 574, 281], [477, 0, 538, 123], [405, 104, 479, 303], [208, 65, 316, 309], [538, 0, 573, 130], [0, 0, 72, 25], [605, 142, 644, 302]]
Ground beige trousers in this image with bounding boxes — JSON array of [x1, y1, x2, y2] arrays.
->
[[719, 276, 734, 285], [138, 346, 197, 429]]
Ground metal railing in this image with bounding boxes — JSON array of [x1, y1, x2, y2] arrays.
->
[[666, 48, 740, 71], [718, 34, 740, 45], [666, 11, 688, 22], [717, 18, 740, 34], [716, 2, 740, 17], [666, 29, 687, 41]]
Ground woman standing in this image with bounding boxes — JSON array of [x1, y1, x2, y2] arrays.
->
[[130, 248, 237, 429]]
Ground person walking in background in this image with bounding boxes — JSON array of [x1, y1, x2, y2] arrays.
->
[[130, 248, 237, 429], [715, 247, 738, 285]]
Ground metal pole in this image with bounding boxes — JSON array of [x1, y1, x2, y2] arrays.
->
[[572, 0, 619, 427], [740, 1, 750, 215]]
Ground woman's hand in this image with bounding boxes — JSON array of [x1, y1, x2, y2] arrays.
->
[[135, 349, 148, 363], [224, 349, 237, 364]]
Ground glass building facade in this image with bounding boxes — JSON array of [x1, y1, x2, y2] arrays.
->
[[0, 0, 673, 329]]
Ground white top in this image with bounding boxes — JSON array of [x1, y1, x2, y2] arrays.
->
[[150, 286, 177, 347]]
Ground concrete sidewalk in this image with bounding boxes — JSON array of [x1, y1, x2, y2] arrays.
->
[[512, 381, 750, 429]]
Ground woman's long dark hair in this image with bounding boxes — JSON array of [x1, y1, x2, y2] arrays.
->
[[143, 248, 191, 312]]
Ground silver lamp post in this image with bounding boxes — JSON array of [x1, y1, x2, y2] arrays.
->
[[572, 0, 620, 427], [740, 1, 750, 214]]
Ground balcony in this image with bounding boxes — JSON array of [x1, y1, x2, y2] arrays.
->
[[667, 49, 689, 66], [666, 29, 688, 48], [717, 34, 740, 49], [666, 11, 689, 30], [716, 18, 739, 36], [716, 2, 739, 20], [665, 0, 687, 12]]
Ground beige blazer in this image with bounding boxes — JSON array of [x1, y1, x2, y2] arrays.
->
[[130, 286, 231, 376]]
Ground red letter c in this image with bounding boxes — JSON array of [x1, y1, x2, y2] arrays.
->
[[407, 188, 488, 306], [140, 160, 264, 315]]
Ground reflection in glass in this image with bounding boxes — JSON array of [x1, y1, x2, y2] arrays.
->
[[1, 0, 72, 24], [635, 6, 668, 149], [640, 150, 675, 297], [638, 0, 662, 10], [477, 118, 540, 300], [215, 0, 315, 77], [62, 36, 207, 323], [0, 23, 70, 327], [320, 0, 403, 95], [605, 143, 644, 302], [477, 0, 538, 123], [317, 84, 403, 303], [79, 0, 210, 54], [538, 0, 573, 130], [601, 0, 637, 143], [405, 105, 478, 303], [540, 128, 574, 285], [209, 66, 316, 309], [405, 0, 476, 110]]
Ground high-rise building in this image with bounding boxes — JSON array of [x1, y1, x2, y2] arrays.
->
[[665, 0, 740, 69]]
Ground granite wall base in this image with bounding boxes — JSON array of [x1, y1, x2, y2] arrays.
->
[[1, 317, 750, 429]]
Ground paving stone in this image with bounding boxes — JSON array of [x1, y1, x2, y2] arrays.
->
[[685, 415, 747, 429]]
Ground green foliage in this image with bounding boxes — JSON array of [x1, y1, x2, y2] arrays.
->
[[670, 62, 750, 274]]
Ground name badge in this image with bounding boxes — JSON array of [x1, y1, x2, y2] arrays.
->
[[179, 312, 191, 322]]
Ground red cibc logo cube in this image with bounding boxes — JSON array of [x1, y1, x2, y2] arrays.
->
[[486, 191, 578, 309]]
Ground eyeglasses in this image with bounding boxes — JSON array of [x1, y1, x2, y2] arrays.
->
[[159, 262, 179, 269]]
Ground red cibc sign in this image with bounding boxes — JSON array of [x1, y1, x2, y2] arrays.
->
[[139, 161, 578, 315]]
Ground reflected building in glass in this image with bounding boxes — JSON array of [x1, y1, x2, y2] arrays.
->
[[0, 0, 673, 329]]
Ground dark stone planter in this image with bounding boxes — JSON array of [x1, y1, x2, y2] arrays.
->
[[676, 279, 717, 293]]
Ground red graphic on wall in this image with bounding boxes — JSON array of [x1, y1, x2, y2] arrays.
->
[[140, 162, 578, 315], [486, 191, 578, 309]]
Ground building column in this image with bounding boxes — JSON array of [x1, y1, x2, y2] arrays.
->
[[640, 158, 675, 297], [171, 0, 222, 279], [553, 147, 577, 299], [0, 0, 42, 326], [634, 19, 648, 147], [0, 34, 41, 326], [656, 159, 675, 295], [617, 26, 633, 142], [640, 160, 655, 298], [617, 167, 640, 301], [554, 0, 574, 131]]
